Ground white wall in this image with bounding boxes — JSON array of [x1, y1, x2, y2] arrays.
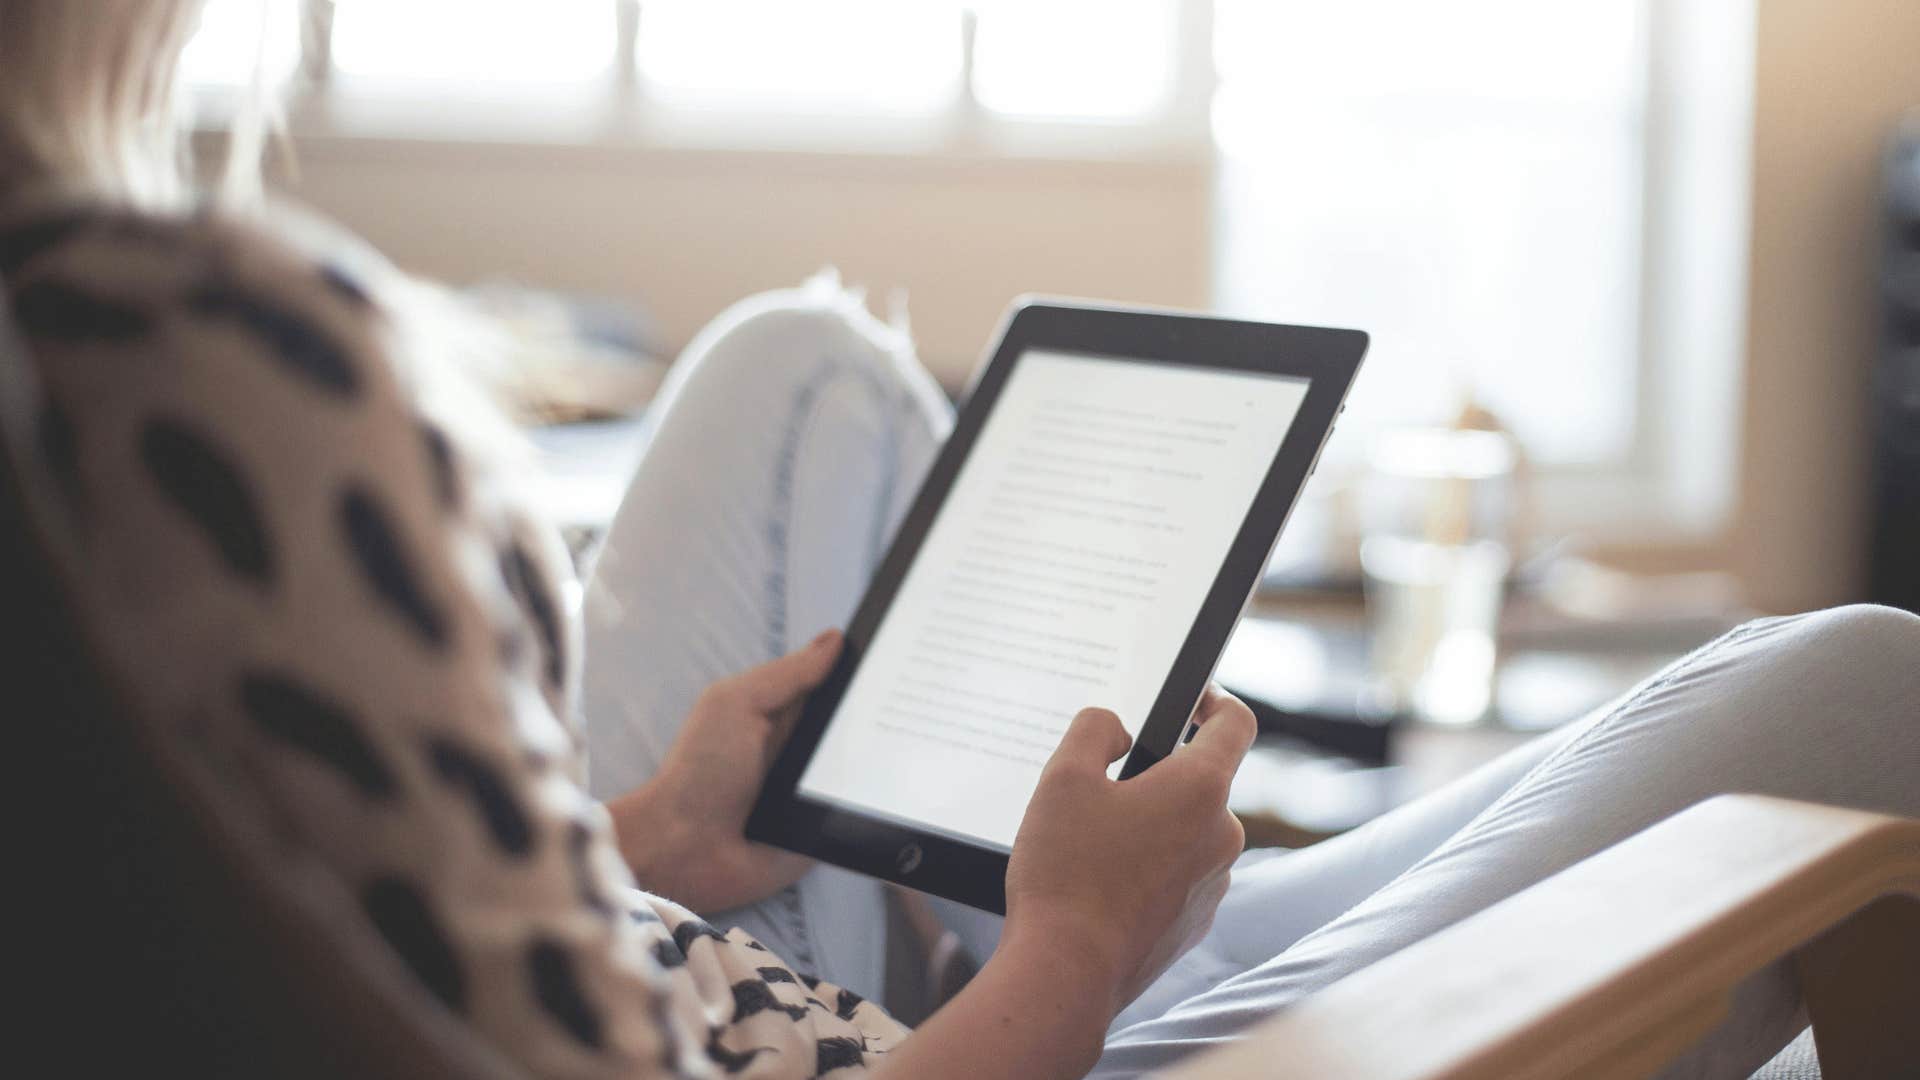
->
[[271, 138, 1211, 387], [1730, 0, 1920, 612]]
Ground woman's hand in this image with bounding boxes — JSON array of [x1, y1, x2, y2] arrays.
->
[[875, 688, 1257, 1080], [607, 630, 842, 912], [1004, 687, 1257, 1017]]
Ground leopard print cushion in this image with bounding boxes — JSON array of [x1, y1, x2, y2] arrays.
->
[[0, 196, 908, 1079]]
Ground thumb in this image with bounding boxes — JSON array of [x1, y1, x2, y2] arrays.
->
[[1048, 708, 1132, 774], [1182, 689, 1258, 774], [738, 629, 843, 711]]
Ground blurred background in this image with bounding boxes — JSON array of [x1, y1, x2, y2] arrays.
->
[[185, 0, 1920, 838]]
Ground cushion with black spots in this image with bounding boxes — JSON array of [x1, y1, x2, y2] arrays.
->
[[528, 939, 605, 1050], [188, 280, 361, 397], [240, 670, 399, 799], [141, 418, 274, 584], [816, 1036, 868, 1076], [426, 736, 535, 857], [363, 876, 466, 1012], [705, 1030, 772, 1074], [730, 980, 809, 1023], [339, 484, 449, 648], [565, 821, 615, 916], [9, 278, 152, 342], [499, 541, 565, 688]]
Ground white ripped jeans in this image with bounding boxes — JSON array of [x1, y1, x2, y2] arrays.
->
[[580, 279, 1920, 1079]]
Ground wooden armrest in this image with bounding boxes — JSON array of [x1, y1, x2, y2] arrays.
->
[[1171, 794, 1920, 1080]]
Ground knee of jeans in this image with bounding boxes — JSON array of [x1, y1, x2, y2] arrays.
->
[[1715, 604, 1920, 728], [681, 278, 920, 403], [1753, 603, 1920, 664]]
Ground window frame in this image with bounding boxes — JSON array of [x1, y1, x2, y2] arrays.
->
[[1534, 0, 1752, 542], [201, 0, 1217, 162]]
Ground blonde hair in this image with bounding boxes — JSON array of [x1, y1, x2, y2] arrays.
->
[[0, 1, 528, 463], [0, 0, 279, 208]]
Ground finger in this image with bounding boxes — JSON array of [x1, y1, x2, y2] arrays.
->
[[761, 705, 807, 766], [745, 842, 815, 880], [735, 629, 843, 711], [1181, 683, 1230, 744], [1190, 683, 1231, 726], [1048, 707, 1132, 773], [1182, 691, 1257, 774]]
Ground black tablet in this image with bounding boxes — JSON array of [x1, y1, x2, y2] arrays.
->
[[747, 300, 1367, 913]]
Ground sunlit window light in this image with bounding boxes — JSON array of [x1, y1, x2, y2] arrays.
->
[[179, 0, 300, 90], [330, 0, 616, 85], [1211, 0, 1649, 466], [971, 0, 1178, 121], [637, 1, 961, 114]]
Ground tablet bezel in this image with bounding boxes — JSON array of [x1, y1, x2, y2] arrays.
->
[[746, 299, 1367, 913]]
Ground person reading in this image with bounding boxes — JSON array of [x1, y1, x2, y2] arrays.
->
[[4, 4, 1918, 1077]]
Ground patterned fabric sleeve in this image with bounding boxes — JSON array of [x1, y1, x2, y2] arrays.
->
[[0, 200, 907, 1079]]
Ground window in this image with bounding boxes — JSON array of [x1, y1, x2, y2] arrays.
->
[[637, 1, 961, 114], [180, 0, 300, 90], [184, 0, 1202, 127], [1213, 0, 1650, 469], [330, 0, 616, 86], [181, 0, 1746, 539], [970, 0, 1181, 121]]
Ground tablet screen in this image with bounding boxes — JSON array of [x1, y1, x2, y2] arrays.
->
[[797, 349, 1311, 850]]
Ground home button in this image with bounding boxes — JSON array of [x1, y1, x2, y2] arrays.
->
[[895, 842, 924, 875]]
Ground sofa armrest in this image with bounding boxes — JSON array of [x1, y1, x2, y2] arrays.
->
[[1169, 794, 1920, 1080]]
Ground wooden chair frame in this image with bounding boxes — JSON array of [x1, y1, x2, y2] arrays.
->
[[1173, 795, 1920, 1079]]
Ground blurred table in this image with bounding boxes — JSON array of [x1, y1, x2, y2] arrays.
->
[[1221, 590, 1738, 845]]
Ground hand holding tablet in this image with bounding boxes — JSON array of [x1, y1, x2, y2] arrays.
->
[[1004, 688, 1258, 1009], [748, 300, 1367, 912]]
